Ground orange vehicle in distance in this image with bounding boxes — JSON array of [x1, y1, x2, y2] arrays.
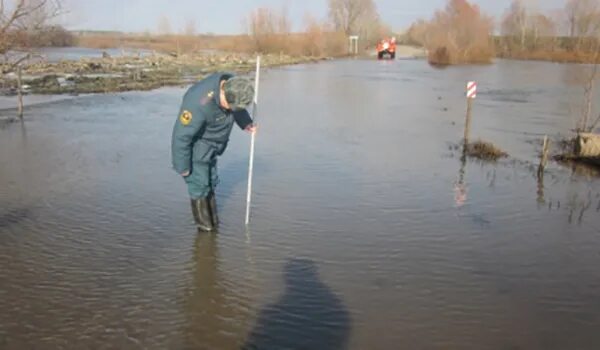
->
[[376, 37, 396, 60]]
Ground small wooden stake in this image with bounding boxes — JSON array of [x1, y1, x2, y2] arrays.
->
[[17, 65, 24, 119], [537, 135, 550, 177], [464, 97, 473, 145]]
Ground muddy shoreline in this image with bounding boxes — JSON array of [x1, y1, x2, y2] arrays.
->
[[0, 52, 329, 95]]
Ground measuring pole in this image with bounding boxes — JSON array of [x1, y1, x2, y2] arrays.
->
[[245, 56, 261, 226]]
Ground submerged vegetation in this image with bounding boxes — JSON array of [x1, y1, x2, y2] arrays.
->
[[449, 140, 509, 162], [555, 133, 600, 169], [464, 141, 509, 161]]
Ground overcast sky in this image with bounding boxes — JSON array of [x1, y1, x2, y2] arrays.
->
[[62, 0, 568, 34]]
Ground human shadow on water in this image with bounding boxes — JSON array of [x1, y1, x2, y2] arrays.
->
[[242, 259, 351, 350]]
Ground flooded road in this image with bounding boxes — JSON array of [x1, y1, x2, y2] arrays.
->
[[1, 59, 600, 349]]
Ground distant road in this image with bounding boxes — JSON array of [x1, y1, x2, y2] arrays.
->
[[396, 45, 427, 58], [364, 45, 427, 59]]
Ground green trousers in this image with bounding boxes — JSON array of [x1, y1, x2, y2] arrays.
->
[[184, 159, 219, 199]]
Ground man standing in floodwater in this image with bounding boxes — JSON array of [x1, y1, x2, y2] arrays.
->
[[172, 72, 255, 232]]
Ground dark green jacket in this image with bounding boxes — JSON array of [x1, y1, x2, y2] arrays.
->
[[171, 72, 253, 174]]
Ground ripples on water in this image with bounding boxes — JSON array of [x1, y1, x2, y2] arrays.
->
[[1, 59, 600, 349]]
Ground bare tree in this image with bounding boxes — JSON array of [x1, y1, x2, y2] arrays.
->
[[248, 7, 290, 53], [566, 0, 600, 36], [277, 4, 291, 34], [183, 18, 196, 36], [157, 15, 171, 35], [502, 0, 528, 50], [578, 43, 600, 132], [328, 0, 378, 36], [302, 14, 325, 57], [529, 14, 556, 49], [562, 1, 600, 131], [1, 0, 63, 119], [424, 0, 494, 65], [566, 0, 577, 37], [502, 2, 557, 52], [356, 7, 386, 47], [565, 0, 600, 50], [406, 19, 429, 46], [1, 0, 63, 63], [548, 8, 568, 37]]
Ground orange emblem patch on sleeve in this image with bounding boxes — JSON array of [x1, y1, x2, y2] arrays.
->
[[179, 110, 193, 125]]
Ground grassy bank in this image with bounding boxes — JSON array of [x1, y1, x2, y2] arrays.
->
[[0, 29, 349, 95], [77, 34, 238, 56], [76, 30, 351, 59], [399, 38, 600, 65], [2, 21, 353, 96], [495, 50, 600, 64], [403, 0, 600, 66]]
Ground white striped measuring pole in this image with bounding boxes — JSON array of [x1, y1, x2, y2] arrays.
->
[[464, 81, 477, 144], [245, 56, 261, 226]]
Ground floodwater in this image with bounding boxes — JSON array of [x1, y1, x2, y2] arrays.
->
[[1, 59, 600, 349], [4, 47, 153, 65], [37, 47, 153, 62]]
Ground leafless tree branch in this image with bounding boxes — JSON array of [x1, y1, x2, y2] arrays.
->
[[589, 113, 600, 131], [0, 0, 63, 71]]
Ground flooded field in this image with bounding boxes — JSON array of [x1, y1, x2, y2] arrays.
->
[[9, 47, 154, 62], [1, 59, 600, 349]]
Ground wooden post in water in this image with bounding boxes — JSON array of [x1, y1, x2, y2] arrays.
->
[[17, 65, 23, 119], [464, 81, 477, 146], [536, 135, 550, 204], [464, 98, 473, 145], [538, 135, 550, 177]]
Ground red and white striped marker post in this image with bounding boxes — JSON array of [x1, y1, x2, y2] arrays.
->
[[466, 81, 477, 99], [464, 81, 477, 144]]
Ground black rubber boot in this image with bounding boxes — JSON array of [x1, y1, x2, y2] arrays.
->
[[190, 198, 215, 232], [208, 191, 219, 227]]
